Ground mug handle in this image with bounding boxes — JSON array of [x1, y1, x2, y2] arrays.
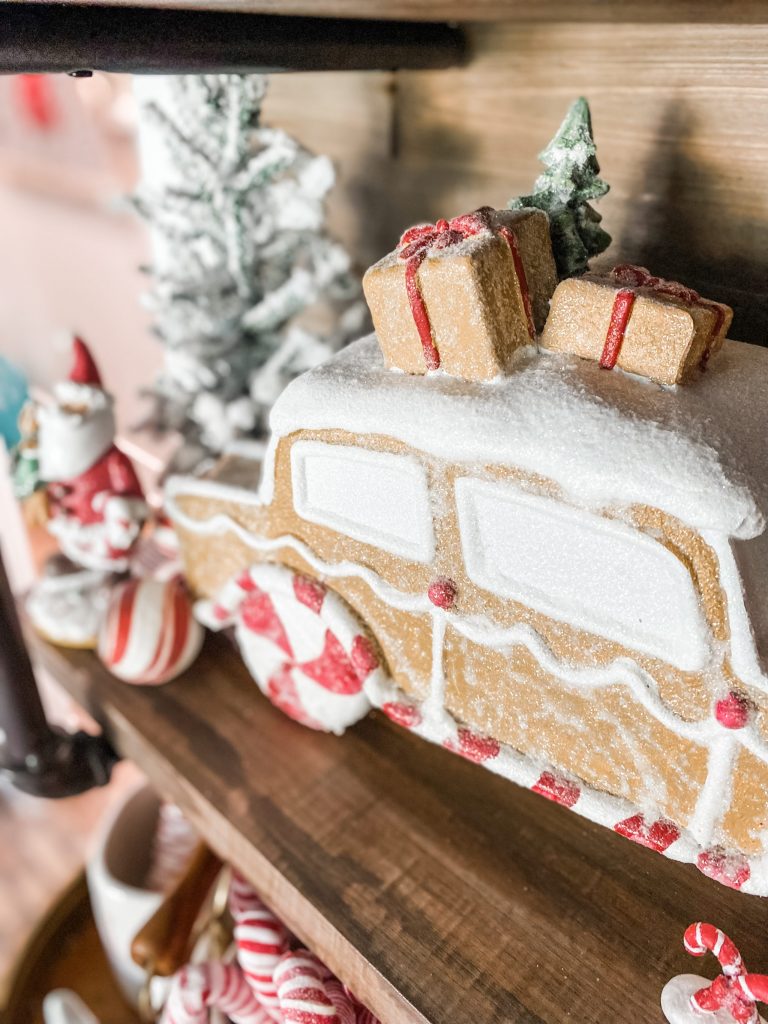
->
[[130, 843, 223, 978]]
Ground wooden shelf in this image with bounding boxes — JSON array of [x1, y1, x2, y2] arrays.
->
[[6, 0, 768, 22], [28, 628, 768, 1024]]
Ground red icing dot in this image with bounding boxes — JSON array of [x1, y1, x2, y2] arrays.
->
[[532, 771, 581, 808], [445, 727, 500, 764], [697, 848, 751, 890], [428, 577, 457, 609], [613, 814, 680, 853], [715, 691, 751, 730], [293, 574, 326, 613], [350, 634, 379, 678], [382, 701, 422, 729]]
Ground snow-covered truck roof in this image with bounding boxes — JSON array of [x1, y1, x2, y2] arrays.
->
[[266, 334, 768, 542]]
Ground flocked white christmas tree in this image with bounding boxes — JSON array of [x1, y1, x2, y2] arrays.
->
[[133, 74, 365, 470]]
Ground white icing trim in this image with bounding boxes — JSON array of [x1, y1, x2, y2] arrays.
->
[[166, 476, 768, 871], [166, 476, 431, 616], [290, 440, 435, 564], [166, 492, 768, 754], [364, 669, 768, 896], [224, 439, 268, 461], [705, 530, 768, 692], [167, 475, 269, 513], [265, 336, 765, 539]]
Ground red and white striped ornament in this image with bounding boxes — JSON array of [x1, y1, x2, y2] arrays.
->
[[200, 563, 386, 734], [98, 576, 203, 685]]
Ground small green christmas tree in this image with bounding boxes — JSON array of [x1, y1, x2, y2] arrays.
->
[[509, 97, 611, 278]]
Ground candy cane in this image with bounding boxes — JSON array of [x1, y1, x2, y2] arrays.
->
[[735, 976, 768, 1022], [683, 923, 768, 1023], [324, 978, 356, 1024], [684, 923, 744, 977], [230, 873, 290, 1021], [274, 950, 342, 1024], [161, 962, 272, 1024], [162, 872, 378, 1024]]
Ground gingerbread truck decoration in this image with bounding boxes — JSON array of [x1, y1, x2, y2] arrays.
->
[[167, 100, 768, 894]]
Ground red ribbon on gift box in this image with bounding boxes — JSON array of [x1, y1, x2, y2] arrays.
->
[[600, 264, 727, 372], [398, 206, 536, 372]]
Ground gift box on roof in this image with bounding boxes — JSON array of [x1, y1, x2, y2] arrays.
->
[[540, 264, 733, 386], [363, 206, 558, 382]]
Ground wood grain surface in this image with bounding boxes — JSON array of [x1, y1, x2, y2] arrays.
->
[[27, 628, 768, 1024], [27, 1, 768, 24], [263, 20, 768, 343]]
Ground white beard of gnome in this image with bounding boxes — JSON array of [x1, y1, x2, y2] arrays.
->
[[38, 338, 148, 573]]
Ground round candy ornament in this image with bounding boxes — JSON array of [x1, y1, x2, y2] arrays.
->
[[98, 576, 203, 685]]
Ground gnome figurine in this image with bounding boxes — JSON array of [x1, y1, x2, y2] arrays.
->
[[24, 337, 148, 648]]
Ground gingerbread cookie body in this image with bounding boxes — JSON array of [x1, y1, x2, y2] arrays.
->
[[168, 335, 768, 894]]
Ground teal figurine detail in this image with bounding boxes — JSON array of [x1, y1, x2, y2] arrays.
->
[[10, 400, 41, 501], [509, 97, 611, 279]]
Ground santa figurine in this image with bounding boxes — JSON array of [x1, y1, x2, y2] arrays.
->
[[23, 337, 149, 648]]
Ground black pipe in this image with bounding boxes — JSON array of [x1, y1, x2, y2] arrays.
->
[[0, 3, 467, 75], [0, 549, 117, 798]]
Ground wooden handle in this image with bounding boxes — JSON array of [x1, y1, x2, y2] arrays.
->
[[131, 843, 223, 977]]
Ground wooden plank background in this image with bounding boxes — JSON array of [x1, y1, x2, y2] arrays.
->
[[265, 21, 768, 342], [59, 1, 768, 24]]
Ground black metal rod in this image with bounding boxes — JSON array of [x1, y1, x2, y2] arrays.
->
[[0, 3, 467, 75], [0, 548, 53, 769], [0, 547, 117, 797]]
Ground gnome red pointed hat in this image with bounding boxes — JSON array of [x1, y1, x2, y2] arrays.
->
[[69, 336, 103, 388], [39, 335, 115, 480]]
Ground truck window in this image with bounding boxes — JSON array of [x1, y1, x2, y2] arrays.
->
[[455, 477, 709, 671], [291, 440, 435, 563]]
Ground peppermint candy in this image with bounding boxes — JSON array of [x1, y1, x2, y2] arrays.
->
[[162, 962, 271, 1024], [98, 575, 203, 685], [199, 564, 386, 734]]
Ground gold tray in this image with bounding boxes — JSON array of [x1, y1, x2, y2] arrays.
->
[[2, 872, 141, 1024]]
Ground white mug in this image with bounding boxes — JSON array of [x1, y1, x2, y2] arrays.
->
[[86, 783, 164, 1008], [42, 990, 100, 1024]]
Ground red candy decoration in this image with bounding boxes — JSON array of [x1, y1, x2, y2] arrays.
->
[[716, 691, 751, 730], [444, 727, 501, 764], [300, 630, 362, 695], [697, 848, 751, 890], [532, 771, 581, 808], [382, 701, 422, 729], [428, 577, 457, 609], [613, 813, 680, 853], [241, 588, 293, 658], [681, 922, 768, 1023], [350, 634, 379, 677], [293, 573, 326, 613]]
